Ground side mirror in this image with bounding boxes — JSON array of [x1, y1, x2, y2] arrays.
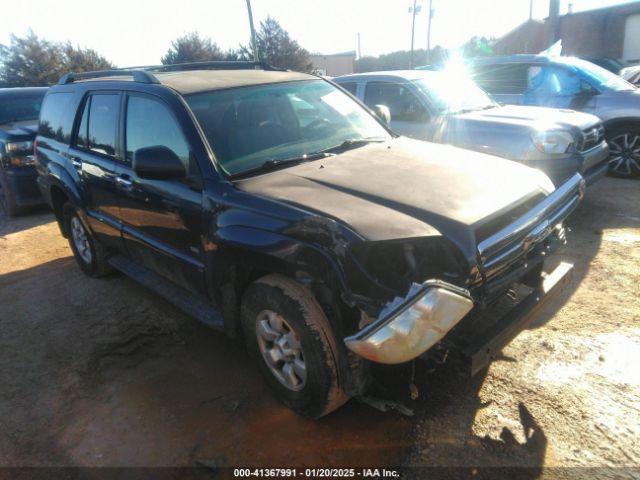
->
[[373, 104, 391, 125], [133, 146, 186, 180]]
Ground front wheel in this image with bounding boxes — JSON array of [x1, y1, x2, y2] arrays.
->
[[0, 172, 23, 217], [241, 274, 348, 418], [607, 127, 640, 178]]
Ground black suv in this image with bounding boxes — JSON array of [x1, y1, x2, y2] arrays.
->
[[0, 87, 47, 216], [36, 62, 583, 417]]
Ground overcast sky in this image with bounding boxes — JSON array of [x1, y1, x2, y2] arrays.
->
[[0, 0, 633, 67]]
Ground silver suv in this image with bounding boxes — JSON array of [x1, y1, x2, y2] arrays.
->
[[334, 70, 608, 186], [471, 55, 640, 178]]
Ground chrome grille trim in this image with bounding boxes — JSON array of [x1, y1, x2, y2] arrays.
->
[[579, 124, 605, 152], [478, 173, 585, 274]]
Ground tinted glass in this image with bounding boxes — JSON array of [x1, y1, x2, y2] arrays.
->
[[186, 79, 389, 176], [76, 98, 89, 148], [0, 94, 45, 124], [38, 92, 75, 143], [472, 64, 529, 94], [364, 82, 428, 122], [339, 82, 358, 95], [88, 94, 119, 156], [125, 96, 190, 168]]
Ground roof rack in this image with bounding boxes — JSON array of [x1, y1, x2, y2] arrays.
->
[[58, 69, 160, 85], [135, 60, 287, 73], [57, 61, 288, 86]]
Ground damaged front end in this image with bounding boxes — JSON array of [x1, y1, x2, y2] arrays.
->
[[344, 173, 584, 371], [345, 280, 473, 364]]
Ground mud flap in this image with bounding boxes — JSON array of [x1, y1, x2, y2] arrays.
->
[[462, 261, 573, 376]]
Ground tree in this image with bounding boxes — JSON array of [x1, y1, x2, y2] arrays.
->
[[0, 31, 113, 87], [162, 32, 236, 65], [240, 17, 312, 71]]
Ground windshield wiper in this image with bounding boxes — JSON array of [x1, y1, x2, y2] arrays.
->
[[230, 151, 334, 179], [315, 137, 387, 155]]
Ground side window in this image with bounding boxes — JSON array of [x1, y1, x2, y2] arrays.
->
[[364, 82, 427, 122], [526, 66, 582, 96], [38, 92, 75, 143], [125, 95, 195, 176], [87, 94, 119, 157], [472, 64, 529, 94], [339, 82, 358, 96]]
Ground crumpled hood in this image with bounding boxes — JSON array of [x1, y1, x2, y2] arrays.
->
[[455, 105, 600, 131], [236, 138, 553, 252], [0, 120, 38, 141]]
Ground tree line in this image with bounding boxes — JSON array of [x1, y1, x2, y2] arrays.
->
[[0, 17, 311, 87]]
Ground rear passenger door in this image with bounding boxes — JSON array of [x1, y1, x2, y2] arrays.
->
[[115, 92, 205, 294], [363, 81, 430, 139], [68, 92, 123, 251]]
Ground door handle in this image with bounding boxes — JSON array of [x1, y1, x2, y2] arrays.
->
[[69, 156, 82, 170], [116, 175, 133, 188]]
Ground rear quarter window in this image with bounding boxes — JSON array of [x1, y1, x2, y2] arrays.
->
[[38, 92, 75, 143]]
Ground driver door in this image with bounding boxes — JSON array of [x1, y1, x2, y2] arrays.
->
[[115, 92, 206, 294]]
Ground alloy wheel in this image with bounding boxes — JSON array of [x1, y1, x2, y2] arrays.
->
[[609, 133, 640, 177], [255, 309, 307, 391], [70, 216, 93, 264]]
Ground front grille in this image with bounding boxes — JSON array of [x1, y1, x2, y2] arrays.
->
[[476, 173, 584, 281], [578, 124, 605, 152]]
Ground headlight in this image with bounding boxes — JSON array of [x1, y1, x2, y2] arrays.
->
[[5, 141, 33, 153], [344, 282, 473, 364], [531, 130, 574, 154], [4, 141, 35, 167]]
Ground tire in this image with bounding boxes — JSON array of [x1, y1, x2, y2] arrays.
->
[[606, 126, 640, 178], [62, 203, 112, 277], [241, 274, 349, 418], [0, 172, 24, 217]]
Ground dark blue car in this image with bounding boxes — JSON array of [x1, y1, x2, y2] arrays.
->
[[0, 87, 48, 216]]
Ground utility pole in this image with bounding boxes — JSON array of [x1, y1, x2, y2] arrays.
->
[[409, 0, 420, 69], [357, 32, 362, 59], [529, 0, 533, 20], [426, 0, 433, 64], [246, 0, 260, 62]]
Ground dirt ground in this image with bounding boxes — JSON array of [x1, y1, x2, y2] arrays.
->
[[0, 177, 638, 478]]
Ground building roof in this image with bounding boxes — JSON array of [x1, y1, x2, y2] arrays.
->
[[154, 69, 317, 94]]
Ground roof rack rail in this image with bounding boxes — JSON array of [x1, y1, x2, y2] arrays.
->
[[58, 69, 160, 85], [126, 60, 288, 73]]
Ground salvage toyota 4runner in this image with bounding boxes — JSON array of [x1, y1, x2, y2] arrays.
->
[[35, 62, 583, 418]]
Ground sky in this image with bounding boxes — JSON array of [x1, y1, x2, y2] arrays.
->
[[0, 0, 634, 67]]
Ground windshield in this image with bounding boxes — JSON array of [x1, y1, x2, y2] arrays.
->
[[412, 73, 496, 114], [186, 79, 390, 176], [563, 57, 635, 92], [0, 94, 44, 124]]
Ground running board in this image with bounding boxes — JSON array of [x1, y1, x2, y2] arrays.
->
[[107, 255, 224, 330]]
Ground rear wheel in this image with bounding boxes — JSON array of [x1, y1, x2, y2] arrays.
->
[[607, 126, 640, 178], [0, 172, 23, 217], [62, 203, 112, 277], [241, 274, 348, 418]]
